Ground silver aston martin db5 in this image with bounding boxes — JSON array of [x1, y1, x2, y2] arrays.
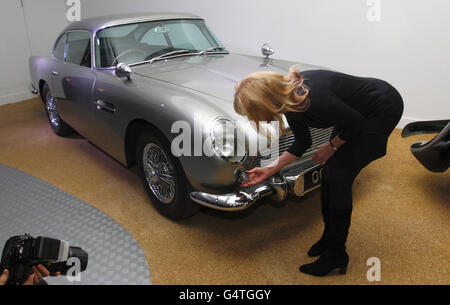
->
[[29, 12, 333, 219]]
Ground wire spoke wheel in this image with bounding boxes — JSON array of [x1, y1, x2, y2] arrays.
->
[[142, 143, 176, 204], [45, 91, 60, 128], [137, 128, 199, 219]]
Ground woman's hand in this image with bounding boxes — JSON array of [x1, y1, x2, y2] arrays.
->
[[241, 166, 274, 187], [240, 151, 298, 187], [313, 143, 336, 165]]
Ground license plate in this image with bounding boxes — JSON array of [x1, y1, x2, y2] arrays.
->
[[293, 166, 323, 196]]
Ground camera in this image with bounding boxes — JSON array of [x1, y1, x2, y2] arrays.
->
[[0, 234, 88, 285]]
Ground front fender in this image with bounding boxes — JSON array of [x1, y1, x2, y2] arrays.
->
[[116, 74, 247, 192]]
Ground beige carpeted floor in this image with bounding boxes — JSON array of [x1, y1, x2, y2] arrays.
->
[[0, 98, 448, 284]]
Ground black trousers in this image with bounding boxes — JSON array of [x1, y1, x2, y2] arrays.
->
[[316, 91, 403, 254], [318, 130, 397, 253], [322, 145, 368, 210], [323, 113, 401, 210]]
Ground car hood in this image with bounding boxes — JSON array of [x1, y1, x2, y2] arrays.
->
[[132, 53, 321, 102]]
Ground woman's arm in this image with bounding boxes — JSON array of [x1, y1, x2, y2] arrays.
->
[[313, 135, 347, 165], [241, 116, 312, 187], [331, 135, 346, 149], [241, 151, 298, 187], [267, 151, 299, 175]]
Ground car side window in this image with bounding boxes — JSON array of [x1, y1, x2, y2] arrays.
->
[[95, 24, 140, 68], [66, 31, 91, 68], [54, 33, 67, 60]]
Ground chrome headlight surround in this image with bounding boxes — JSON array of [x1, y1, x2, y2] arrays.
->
[[209, 117, 247, 164]]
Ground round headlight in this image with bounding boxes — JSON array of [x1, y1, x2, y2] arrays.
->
[[210, 117, 246, 164]]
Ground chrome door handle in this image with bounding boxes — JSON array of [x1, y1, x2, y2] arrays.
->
[[52, 71, 60, 76], [93, 100, 116, 113]]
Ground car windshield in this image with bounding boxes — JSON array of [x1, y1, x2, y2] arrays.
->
[[95, 19, 226, 68]]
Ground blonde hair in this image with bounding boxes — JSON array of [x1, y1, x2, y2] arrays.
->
[[234, 66, 309, 135]]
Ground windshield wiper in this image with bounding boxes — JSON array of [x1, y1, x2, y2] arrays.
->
[[147, 47, 227, 64], [198, 46, 227, 55], [148, 49, 193, 64]]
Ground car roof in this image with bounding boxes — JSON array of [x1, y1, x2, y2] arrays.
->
[[63, 12, 204, 33]]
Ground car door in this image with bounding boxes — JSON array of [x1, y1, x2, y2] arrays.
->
[[54, 30, 96, 136], [50, 33, 67, 101], [88, 26, 140, 160]]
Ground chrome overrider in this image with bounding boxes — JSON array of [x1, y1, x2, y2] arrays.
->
[[189, 163, 322, 211]]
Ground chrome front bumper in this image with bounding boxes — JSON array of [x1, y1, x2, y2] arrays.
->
[[189, 163, 322, 211]]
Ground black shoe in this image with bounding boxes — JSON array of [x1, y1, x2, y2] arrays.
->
[[307, 237, 327, 257], [300, 250, 349, 276], [301, 208, 352, 277]]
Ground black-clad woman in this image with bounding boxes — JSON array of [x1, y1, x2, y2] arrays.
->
[[233, 68, 404, 276]]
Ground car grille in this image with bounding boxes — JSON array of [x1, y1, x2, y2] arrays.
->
[[254, 127, 334, 167]]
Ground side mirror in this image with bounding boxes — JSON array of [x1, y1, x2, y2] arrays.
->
[[261, 43, 274, 58], [115, 63, 132, 80]]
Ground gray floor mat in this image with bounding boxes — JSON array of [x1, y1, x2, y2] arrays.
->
[[0, 164, 151, 285]]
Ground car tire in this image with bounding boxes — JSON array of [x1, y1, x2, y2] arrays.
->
[[42, 83, 73, 136], [136, 127, 199, 220]]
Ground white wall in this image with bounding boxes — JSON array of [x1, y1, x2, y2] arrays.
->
[[1, 0, 449, 126], [0, 0, 68, 106], [22, 0, 68, 57], [81, 0, 450, 126], [0, 0, 33, 105]]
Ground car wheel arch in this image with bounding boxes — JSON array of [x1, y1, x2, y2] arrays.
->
[[39, 79, 47, 103], [124, 119, 169, 167]]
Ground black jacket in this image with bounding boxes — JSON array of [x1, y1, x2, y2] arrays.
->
[[285, 70, 404, 159]]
